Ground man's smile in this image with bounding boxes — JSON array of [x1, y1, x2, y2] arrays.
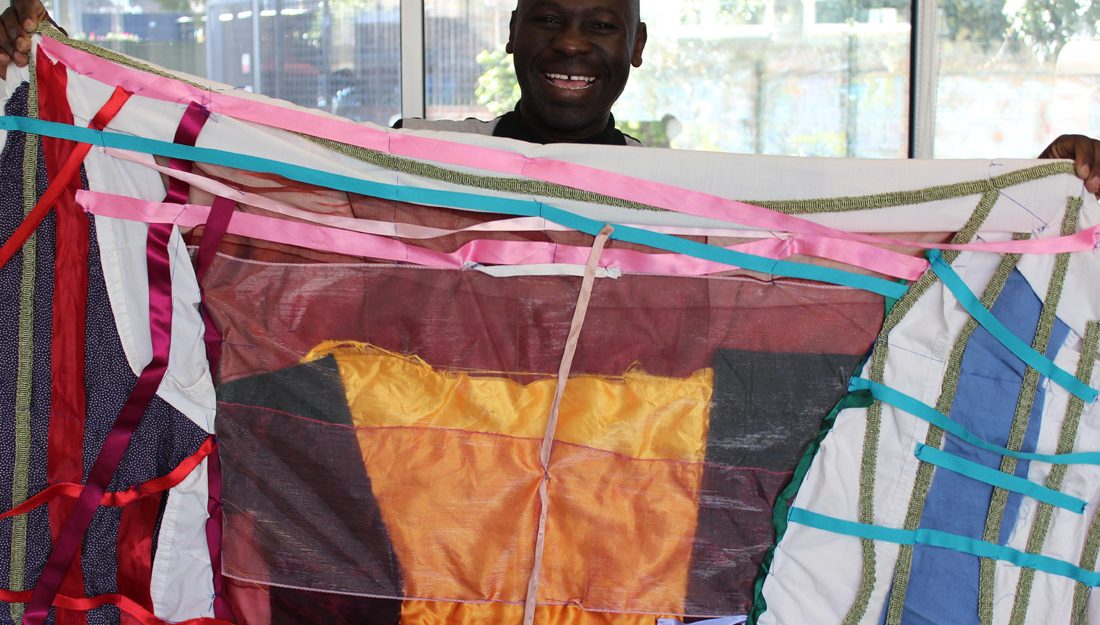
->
[[544, 72, 597, 90]]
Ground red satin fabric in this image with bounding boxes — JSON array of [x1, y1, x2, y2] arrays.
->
[[36, 48, 89, 625], [116, 495, 160, 612]]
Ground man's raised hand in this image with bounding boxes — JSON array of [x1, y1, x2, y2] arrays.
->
[[0, 0, 49, 75]]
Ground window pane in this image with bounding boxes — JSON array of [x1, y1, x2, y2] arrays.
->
[[618, 1, 911, 154], [424, 0, 910, 155], [424, 0, 513, 121], [933, 0, 1100, 158], [52, 0, 401, 126]]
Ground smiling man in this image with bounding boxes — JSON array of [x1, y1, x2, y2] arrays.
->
[[397, 0, 648, 145]]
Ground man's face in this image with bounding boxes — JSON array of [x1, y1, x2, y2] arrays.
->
[[507, 0, 646, 141]]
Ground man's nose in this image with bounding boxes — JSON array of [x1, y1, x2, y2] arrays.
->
[[551, 23, 593, 56]]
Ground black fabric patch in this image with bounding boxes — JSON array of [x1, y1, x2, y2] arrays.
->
[[217, 356, 402, 624], [684, 349, 863, 616], [705, 350, 862, 471]]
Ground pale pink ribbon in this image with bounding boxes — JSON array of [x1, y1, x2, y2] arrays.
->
[[76, 189, 930, 279], [521, 225, 614, 625]]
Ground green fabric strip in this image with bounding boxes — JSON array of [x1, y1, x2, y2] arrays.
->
[[841, 190, 998, 625], [1070, 322, 1100, 625], [9, 53, 39, 624], [884, 234, 1023, 625], [978, 198, 1078, 625], [1009, 200, 1086, 625]]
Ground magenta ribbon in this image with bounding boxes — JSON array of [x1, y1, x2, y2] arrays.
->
[[161, 101, 234, 621], [23, 100, 231, 624], [24, 221, 174, 625]]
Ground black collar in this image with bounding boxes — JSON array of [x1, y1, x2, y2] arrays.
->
[[492, 103, 630, 146]]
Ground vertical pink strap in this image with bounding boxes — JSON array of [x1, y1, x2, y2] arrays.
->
[[24, 222, 175, 625], [521, 225, 614, 625]]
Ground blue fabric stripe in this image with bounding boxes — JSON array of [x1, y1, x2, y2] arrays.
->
[[850, 378, 1100, 465], [927, 250, 1096, 402], [789, 508, 1100, 587], [914, 444, 1085, 513], [899, 270, 1067, 625], [0, 115, 910, 299]]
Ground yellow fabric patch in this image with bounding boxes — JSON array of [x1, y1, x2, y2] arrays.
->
[[303, 341, 712, 462]]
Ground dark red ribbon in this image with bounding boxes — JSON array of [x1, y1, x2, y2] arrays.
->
[[158, 101, 234, 621], [24, 218, 174, 625]]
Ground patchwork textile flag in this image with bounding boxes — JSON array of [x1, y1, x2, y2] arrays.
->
[[1, 26, 1099, 625]]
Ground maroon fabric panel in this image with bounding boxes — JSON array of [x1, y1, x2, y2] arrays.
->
[[206, 259, 882, 383]]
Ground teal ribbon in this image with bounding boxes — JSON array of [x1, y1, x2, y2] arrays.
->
[[927, 250, 1097, 403], [850, 377, 1100, 464], [914, 443, 1085, 512], [788, 507, 1100, 586], [0, 114, 910, 299]]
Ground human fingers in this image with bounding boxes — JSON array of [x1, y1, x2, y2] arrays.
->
[[0, 8, 29, 70], [1038, 134, 1100, 196], [12, 0, 47, 33]]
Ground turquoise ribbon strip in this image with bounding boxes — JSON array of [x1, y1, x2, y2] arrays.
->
[[914, 443, 1086, 513], [849, 378, 1100, 465], [0, 115, 909, 299], [788, 508, 1100, 586], [927, 250, 1097, 403]]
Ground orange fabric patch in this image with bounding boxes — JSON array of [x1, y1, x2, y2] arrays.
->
[[400, 600, 666, 625], [304, 342, 711, 615]]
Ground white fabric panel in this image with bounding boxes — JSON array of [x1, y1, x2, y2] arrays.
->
[[0, 66, 33, 155], [67, 62, 217, 435], [149, 459, 216, 620]]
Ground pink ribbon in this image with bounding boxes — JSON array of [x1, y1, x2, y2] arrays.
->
[[77, 190, 933, 280], [38, 34, 1100, 258]]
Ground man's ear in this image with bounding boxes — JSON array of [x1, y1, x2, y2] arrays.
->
[[631, 22, 647, 67], [506, 10, 517, 54]]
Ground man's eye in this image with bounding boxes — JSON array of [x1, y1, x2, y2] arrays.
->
[[590, 21, 617, 30], [532, 15, 560, 25]]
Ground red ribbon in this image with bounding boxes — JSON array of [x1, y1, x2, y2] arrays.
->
[[36, 48, 90, 625], [0, 437, 216, 520], [2, 587, 234, 625], [0, 86, 131, 271]]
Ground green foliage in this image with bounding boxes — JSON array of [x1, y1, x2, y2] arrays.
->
[[476, 46, 520, 116], [941, 0, 1100, 60], [941, 0, 1010, 50], [1011, 0, 1100, 61]]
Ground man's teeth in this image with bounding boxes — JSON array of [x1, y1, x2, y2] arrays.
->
[[546, 73, 596, 82]]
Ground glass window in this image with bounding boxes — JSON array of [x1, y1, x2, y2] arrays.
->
[[51, 0, 401, 126], [616, 1, 911, 153], [424, 0, 911, 154], [933, 0, 1100, 157], [424, 0, 513, 122]]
